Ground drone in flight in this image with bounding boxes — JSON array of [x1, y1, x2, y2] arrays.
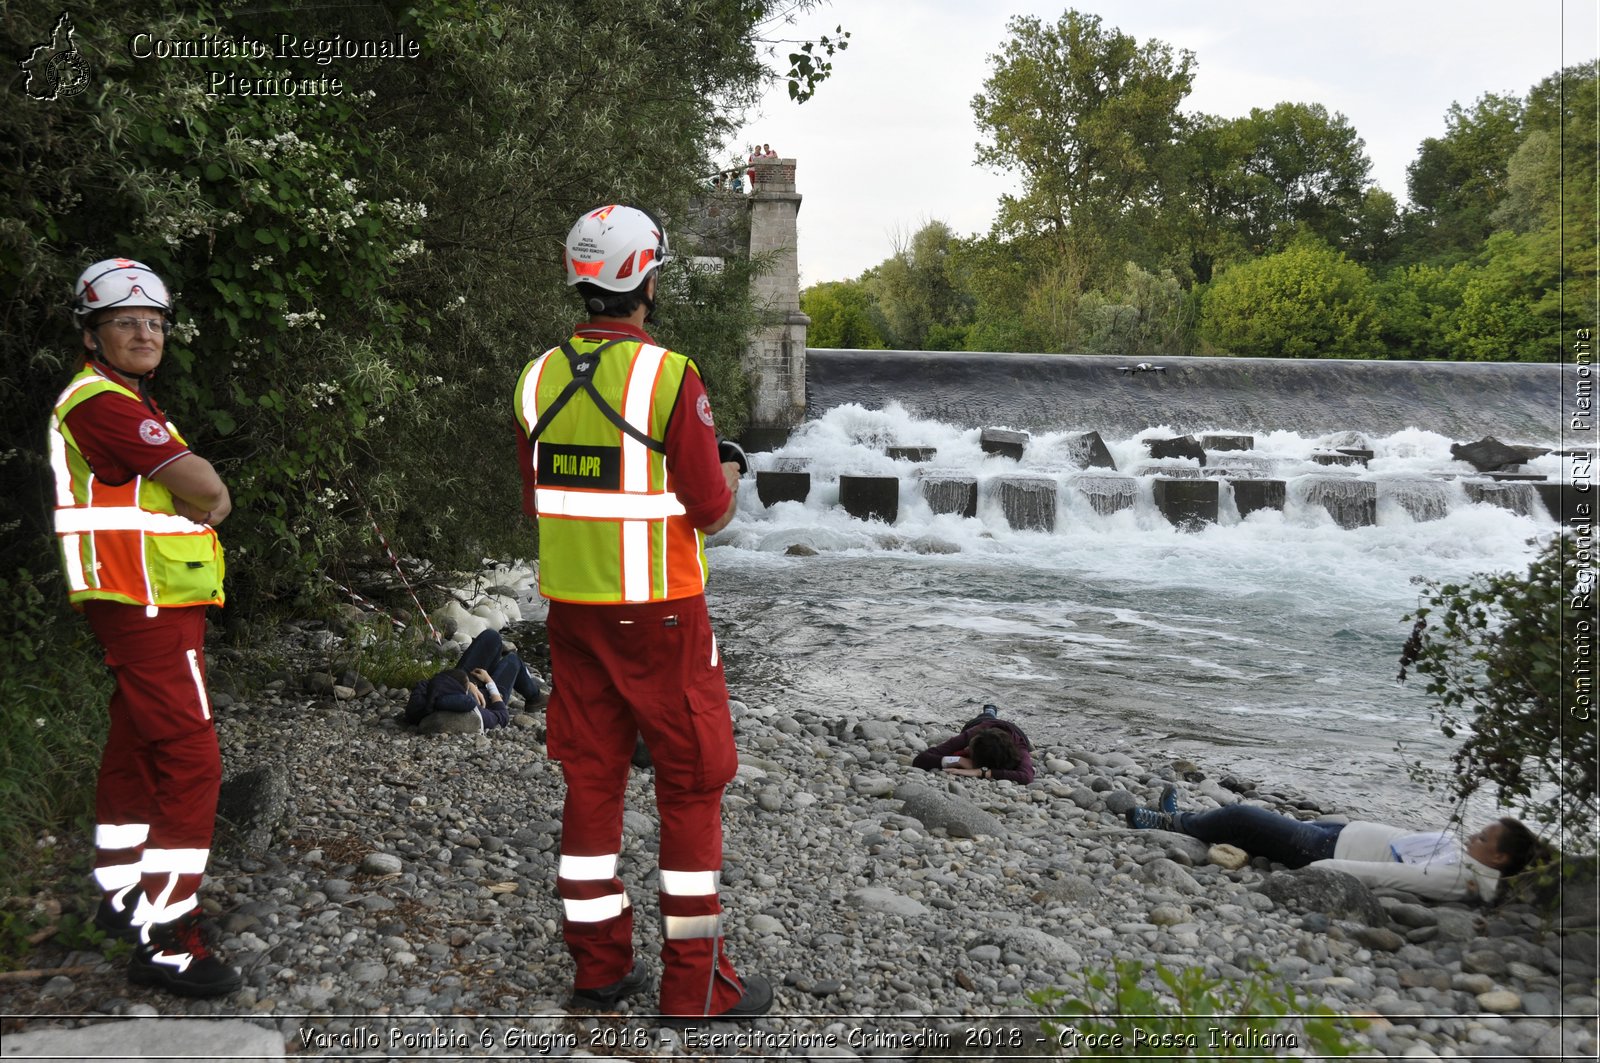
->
[[1119, 362, 1167, 374]]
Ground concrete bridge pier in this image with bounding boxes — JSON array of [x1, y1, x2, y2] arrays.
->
[[743, 157, 808, 450]]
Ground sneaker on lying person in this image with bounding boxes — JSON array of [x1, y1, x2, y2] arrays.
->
[[1125, 806, 1174, 831], [128, 911, 242, 998]]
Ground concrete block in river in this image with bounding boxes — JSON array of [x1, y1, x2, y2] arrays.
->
[[1071, 473, 1136, 518], [1380, 479, 1453, 523], [1302, 477, 1376, 528], [1202, 434, 1254, 452], [1153, 477, 1218, 529], [1464, 480, 1539, 517], [1312, 450, 1372, 467], [756, 470, 810, 507], [980, 427, 1029, 460], [886, 446, 936, 462], [1146, 435, 1207, 466], [1231, 478, 1285, 517], [922, 476, 978, 519], [1064, 431, 1116, 470], [997, 477, 1057, 531], [1535, 482, 1588, 525], [839, 475, 899, 524]]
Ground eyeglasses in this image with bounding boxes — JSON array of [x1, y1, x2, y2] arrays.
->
[[99, 316, 169, 336]]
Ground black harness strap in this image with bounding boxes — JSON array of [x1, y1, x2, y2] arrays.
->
[[525, 339, 667, 454]]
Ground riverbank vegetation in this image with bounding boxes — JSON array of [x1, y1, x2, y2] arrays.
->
[[0, 0, 839, 895], [803, 10, 1596, 362]]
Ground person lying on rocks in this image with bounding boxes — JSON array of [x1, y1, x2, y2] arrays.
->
[[404, 628, 543, 731], [912, 704, 1035, 783], [1125, 787, 1540, 902]]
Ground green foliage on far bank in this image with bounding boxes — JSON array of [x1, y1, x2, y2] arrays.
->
[[1399, 535, 1599, 844], [803, 13, 1594, 360]]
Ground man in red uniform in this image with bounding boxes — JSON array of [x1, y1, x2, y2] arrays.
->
[[513, 206, 771, 1019], [50, 258, 240, 997]]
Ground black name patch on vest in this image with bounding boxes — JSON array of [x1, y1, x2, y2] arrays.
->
[[538, 444, 621, 489]]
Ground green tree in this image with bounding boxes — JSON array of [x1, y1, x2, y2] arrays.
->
[[1403, 93, 1525, 261], [1076, 262, 1194, 356], [971, 10, 1194, 292], [866, 221, 971, 349], [1374, 262, 1466, 359], [1235, 102, 1374, 253], [801, 279, 886, 349], [1443, 229, 1562, 362], [1198, 237, 1381, 358], [1399, 536, 1598, 840]]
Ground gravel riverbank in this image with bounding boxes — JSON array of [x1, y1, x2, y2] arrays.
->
[[2, 618, 1596, 1060]]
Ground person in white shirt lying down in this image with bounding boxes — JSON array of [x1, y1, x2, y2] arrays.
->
[[1125, 787, 1541, 902]]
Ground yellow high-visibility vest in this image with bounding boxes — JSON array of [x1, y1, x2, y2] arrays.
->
[[49, 367, 225, 609], [515, 337, 708, 603]]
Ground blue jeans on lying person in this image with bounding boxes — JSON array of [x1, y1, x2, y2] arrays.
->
[[457, 628, 542, 703], [1174, 804, 1345, 868]]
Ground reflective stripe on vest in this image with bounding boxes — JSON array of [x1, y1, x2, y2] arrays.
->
[[50, 367, 225, 608], [516, 338, 707, 604]]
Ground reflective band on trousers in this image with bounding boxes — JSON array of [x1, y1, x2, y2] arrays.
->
[[563, 893, 630, 923], [533, 488, 687, 520], [559, 853, 619, 880], [659, 869, 719, 895], [663, 913, 723, 939], [93, 863, 142, 891], [95, 823, 151, 849], [140, 847, 210, 873]]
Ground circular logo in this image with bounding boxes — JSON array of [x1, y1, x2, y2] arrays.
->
[[49, 51, 90, 99], [138, 419, 171, 445], [696, 394, 715, 427]]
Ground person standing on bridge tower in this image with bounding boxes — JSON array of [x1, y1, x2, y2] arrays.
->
[[512, 204, 768, 1020]]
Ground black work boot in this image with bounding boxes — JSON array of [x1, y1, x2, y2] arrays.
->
[[93, 885, 142, 942], [128, 911, 242, 998]]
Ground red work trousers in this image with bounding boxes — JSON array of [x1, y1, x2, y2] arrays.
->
[[545, 595, 746, 1016], [83, 602, 221, 929]]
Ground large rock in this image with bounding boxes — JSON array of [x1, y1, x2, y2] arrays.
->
[[895, 782, 1007, 839], [997, 926, 1081, 965], [1451, 436, 1528, 472], [847, 887, 930, 918], [418, 710, 484, 735], [1260, 868, 1389, 927], [216, 764, 290, 852], [1140, 858, 1203, 895]]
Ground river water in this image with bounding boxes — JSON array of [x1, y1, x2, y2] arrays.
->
[[705, 403, 1565, 825]]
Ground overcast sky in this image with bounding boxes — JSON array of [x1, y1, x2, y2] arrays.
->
[[729, 0, 1598, 287]]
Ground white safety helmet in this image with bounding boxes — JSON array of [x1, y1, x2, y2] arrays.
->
[[564, 205, 671, 292], [72, 258, 173, 325]]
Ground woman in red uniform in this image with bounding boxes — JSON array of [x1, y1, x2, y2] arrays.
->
[[51, 258, 239, 997]]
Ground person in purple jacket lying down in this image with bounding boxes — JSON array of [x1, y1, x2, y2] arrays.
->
[[911, 704, 1035, 783], [1126, 786, 1542, 903]]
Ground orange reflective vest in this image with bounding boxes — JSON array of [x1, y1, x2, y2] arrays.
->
[[515, 337, 708, 604], [49, 367, 225, 609]]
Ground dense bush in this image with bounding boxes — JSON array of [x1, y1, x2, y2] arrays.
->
[[1399, 535, 1598, 842], [1198, 238, 1382, 358]]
